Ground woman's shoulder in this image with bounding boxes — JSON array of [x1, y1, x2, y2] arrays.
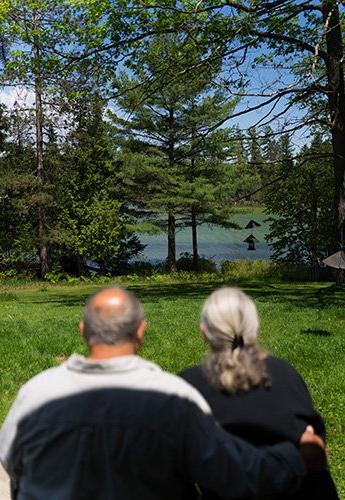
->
[[266, 355, 305, 380], [179, 365, 205, 384], [265, 356, 315, 402], [178, 365, 220, 401]]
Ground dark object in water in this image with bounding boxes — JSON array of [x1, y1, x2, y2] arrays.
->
[[244, 233, 259, 251], [245, 220, 261, 229]]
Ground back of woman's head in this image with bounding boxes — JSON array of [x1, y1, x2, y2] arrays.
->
[[201, 287, 270, 392], [201, 288, 259, 350]]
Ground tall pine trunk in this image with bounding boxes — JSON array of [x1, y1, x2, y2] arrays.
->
[[310, 182, 319, 281], [34, 13, 48, 277], [322, 0, 345, 284], [191, 208, 199, 270], [190, 151, 199, 270], [166, 108, 177, 272], [167, 213, 177, 272]]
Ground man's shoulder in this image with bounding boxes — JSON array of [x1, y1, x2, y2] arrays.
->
[[20, 363, 66, 393], [13, 362, 70, 413], [16, 356, 210, 416]]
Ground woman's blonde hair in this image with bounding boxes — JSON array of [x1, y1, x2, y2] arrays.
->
[[201, 287, 270, 392]]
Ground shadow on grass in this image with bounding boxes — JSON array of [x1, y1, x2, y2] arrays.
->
[[241, 282, 345, 310], [20, 280, 345, 312], [0, 292, 18, 301], [23, 281, 224, 307], [300, 328, 333, 337]]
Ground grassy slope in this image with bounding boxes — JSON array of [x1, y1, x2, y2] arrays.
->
[[0, 280, 344, 496]]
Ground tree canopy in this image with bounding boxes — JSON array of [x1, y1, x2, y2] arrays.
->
[[0, 0, 343, 280]]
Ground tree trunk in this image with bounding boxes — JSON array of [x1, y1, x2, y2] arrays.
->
[[309, 183, 319, 281], [37, 206, 48, 276], [167, 213, 177, 272], [336, 269, 345, 285], [322, 0, 345, 284], [191, 208, 199, 270], [34, 13, 48, 277], [166, 108, 177, 272]]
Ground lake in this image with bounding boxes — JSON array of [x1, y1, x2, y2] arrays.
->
[[138, 212, 272, 264]]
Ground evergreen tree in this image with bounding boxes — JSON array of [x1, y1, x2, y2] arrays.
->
[[113, 36, 237, 271], [265, 136, 334, 270], [0, 104, 42, 267], [99, 0, 345, 282], [178, 114, 239, 269], [52, 97, 144, 275], [259, 128, 282, 185], [0, 0, 98, 275], [245, 128, 264, 203], [228, 129, 255, 202]]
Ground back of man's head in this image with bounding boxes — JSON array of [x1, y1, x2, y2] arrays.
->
[[83, 287, 144, 346]]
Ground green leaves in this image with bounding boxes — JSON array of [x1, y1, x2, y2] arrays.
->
[[111, 34, 241, 267], [264, 136, 334, 265]]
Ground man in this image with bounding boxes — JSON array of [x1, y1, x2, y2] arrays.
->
[[0, 286, 325, 500]]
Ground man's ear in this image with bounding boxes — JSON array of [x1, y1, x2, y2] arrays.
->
[[136, 319, 147, 344], [79, 321, 85, 336]]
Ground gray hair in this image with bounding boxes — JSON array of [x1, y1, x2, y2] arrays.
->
[[201, 287, 270, 392], [83, 287, 144, 346]]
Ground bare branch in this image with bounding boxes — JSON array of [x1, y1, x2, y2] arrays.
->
[[250, 30, 328, 61]]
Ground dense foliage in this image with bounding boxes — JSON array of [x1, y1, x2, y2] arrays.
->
[[264, 137, 334, 268], [0, 0, 343, 280], [113, 35, 239, 271]]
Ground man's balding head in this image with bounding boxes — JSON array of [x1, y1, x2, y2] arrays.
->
[[82, 287, 144, 346]]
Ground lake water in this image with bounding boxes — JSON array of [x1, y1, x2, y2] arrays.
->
[[138, 212, 272, 264]]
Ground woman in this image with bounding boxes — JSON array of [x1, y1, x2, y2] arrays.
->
[[179, 287, 338, 499]]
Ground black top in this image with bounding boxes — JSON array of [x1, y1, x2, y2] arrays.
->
[[179, 356, 339, 500], [6, 387, 306, 500]]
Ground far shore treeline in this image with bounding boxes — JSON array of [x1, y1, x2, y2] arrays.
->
[[0, 1, 342, 282]]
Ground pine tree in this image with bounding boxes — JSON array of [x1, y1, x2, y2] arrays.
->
[[177, 101, 239, 268], [0, 104, 41, 267], [52, 96, 144, 275], [264, 135, 334, 270], [113, 36, 237, 271], [0, 0, 97, 275]]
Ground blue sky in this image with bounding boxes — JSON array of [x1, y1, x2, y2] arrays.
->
[[0, 41, 313, 153]]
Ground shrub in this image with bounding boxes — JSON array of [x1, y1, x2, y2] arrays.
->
[[221, 259, 313, 282], [121, 260, 158, 277], [221, 260, 271, 281], [176, 253, 218, 273], [44, 266, 69, 284], [152, 271, 220, 282], [0, 269, 18, 279], [0, 268, 38, 286]]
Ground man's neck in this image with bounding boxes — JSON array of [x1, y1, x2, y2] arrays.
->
[[88, 343, 136, 360]]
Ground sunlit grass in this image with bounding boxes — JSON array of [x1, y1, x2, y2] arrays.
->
[[0, 280, 344, 495]]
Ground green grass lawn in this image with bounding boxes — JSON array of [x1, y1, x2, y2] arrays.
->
[[0, 280, 344, 496]]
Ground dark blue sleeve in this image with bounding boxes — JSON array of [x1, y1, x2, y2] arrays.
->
[[180, 402, 306, 499]]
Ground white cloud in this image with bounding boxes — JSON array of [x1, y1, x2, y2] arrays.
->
[[0, 86, 35, 109]]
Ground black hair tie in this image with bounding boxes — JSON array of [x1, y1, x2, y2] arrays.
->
[[232, 335, 244, 351]]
